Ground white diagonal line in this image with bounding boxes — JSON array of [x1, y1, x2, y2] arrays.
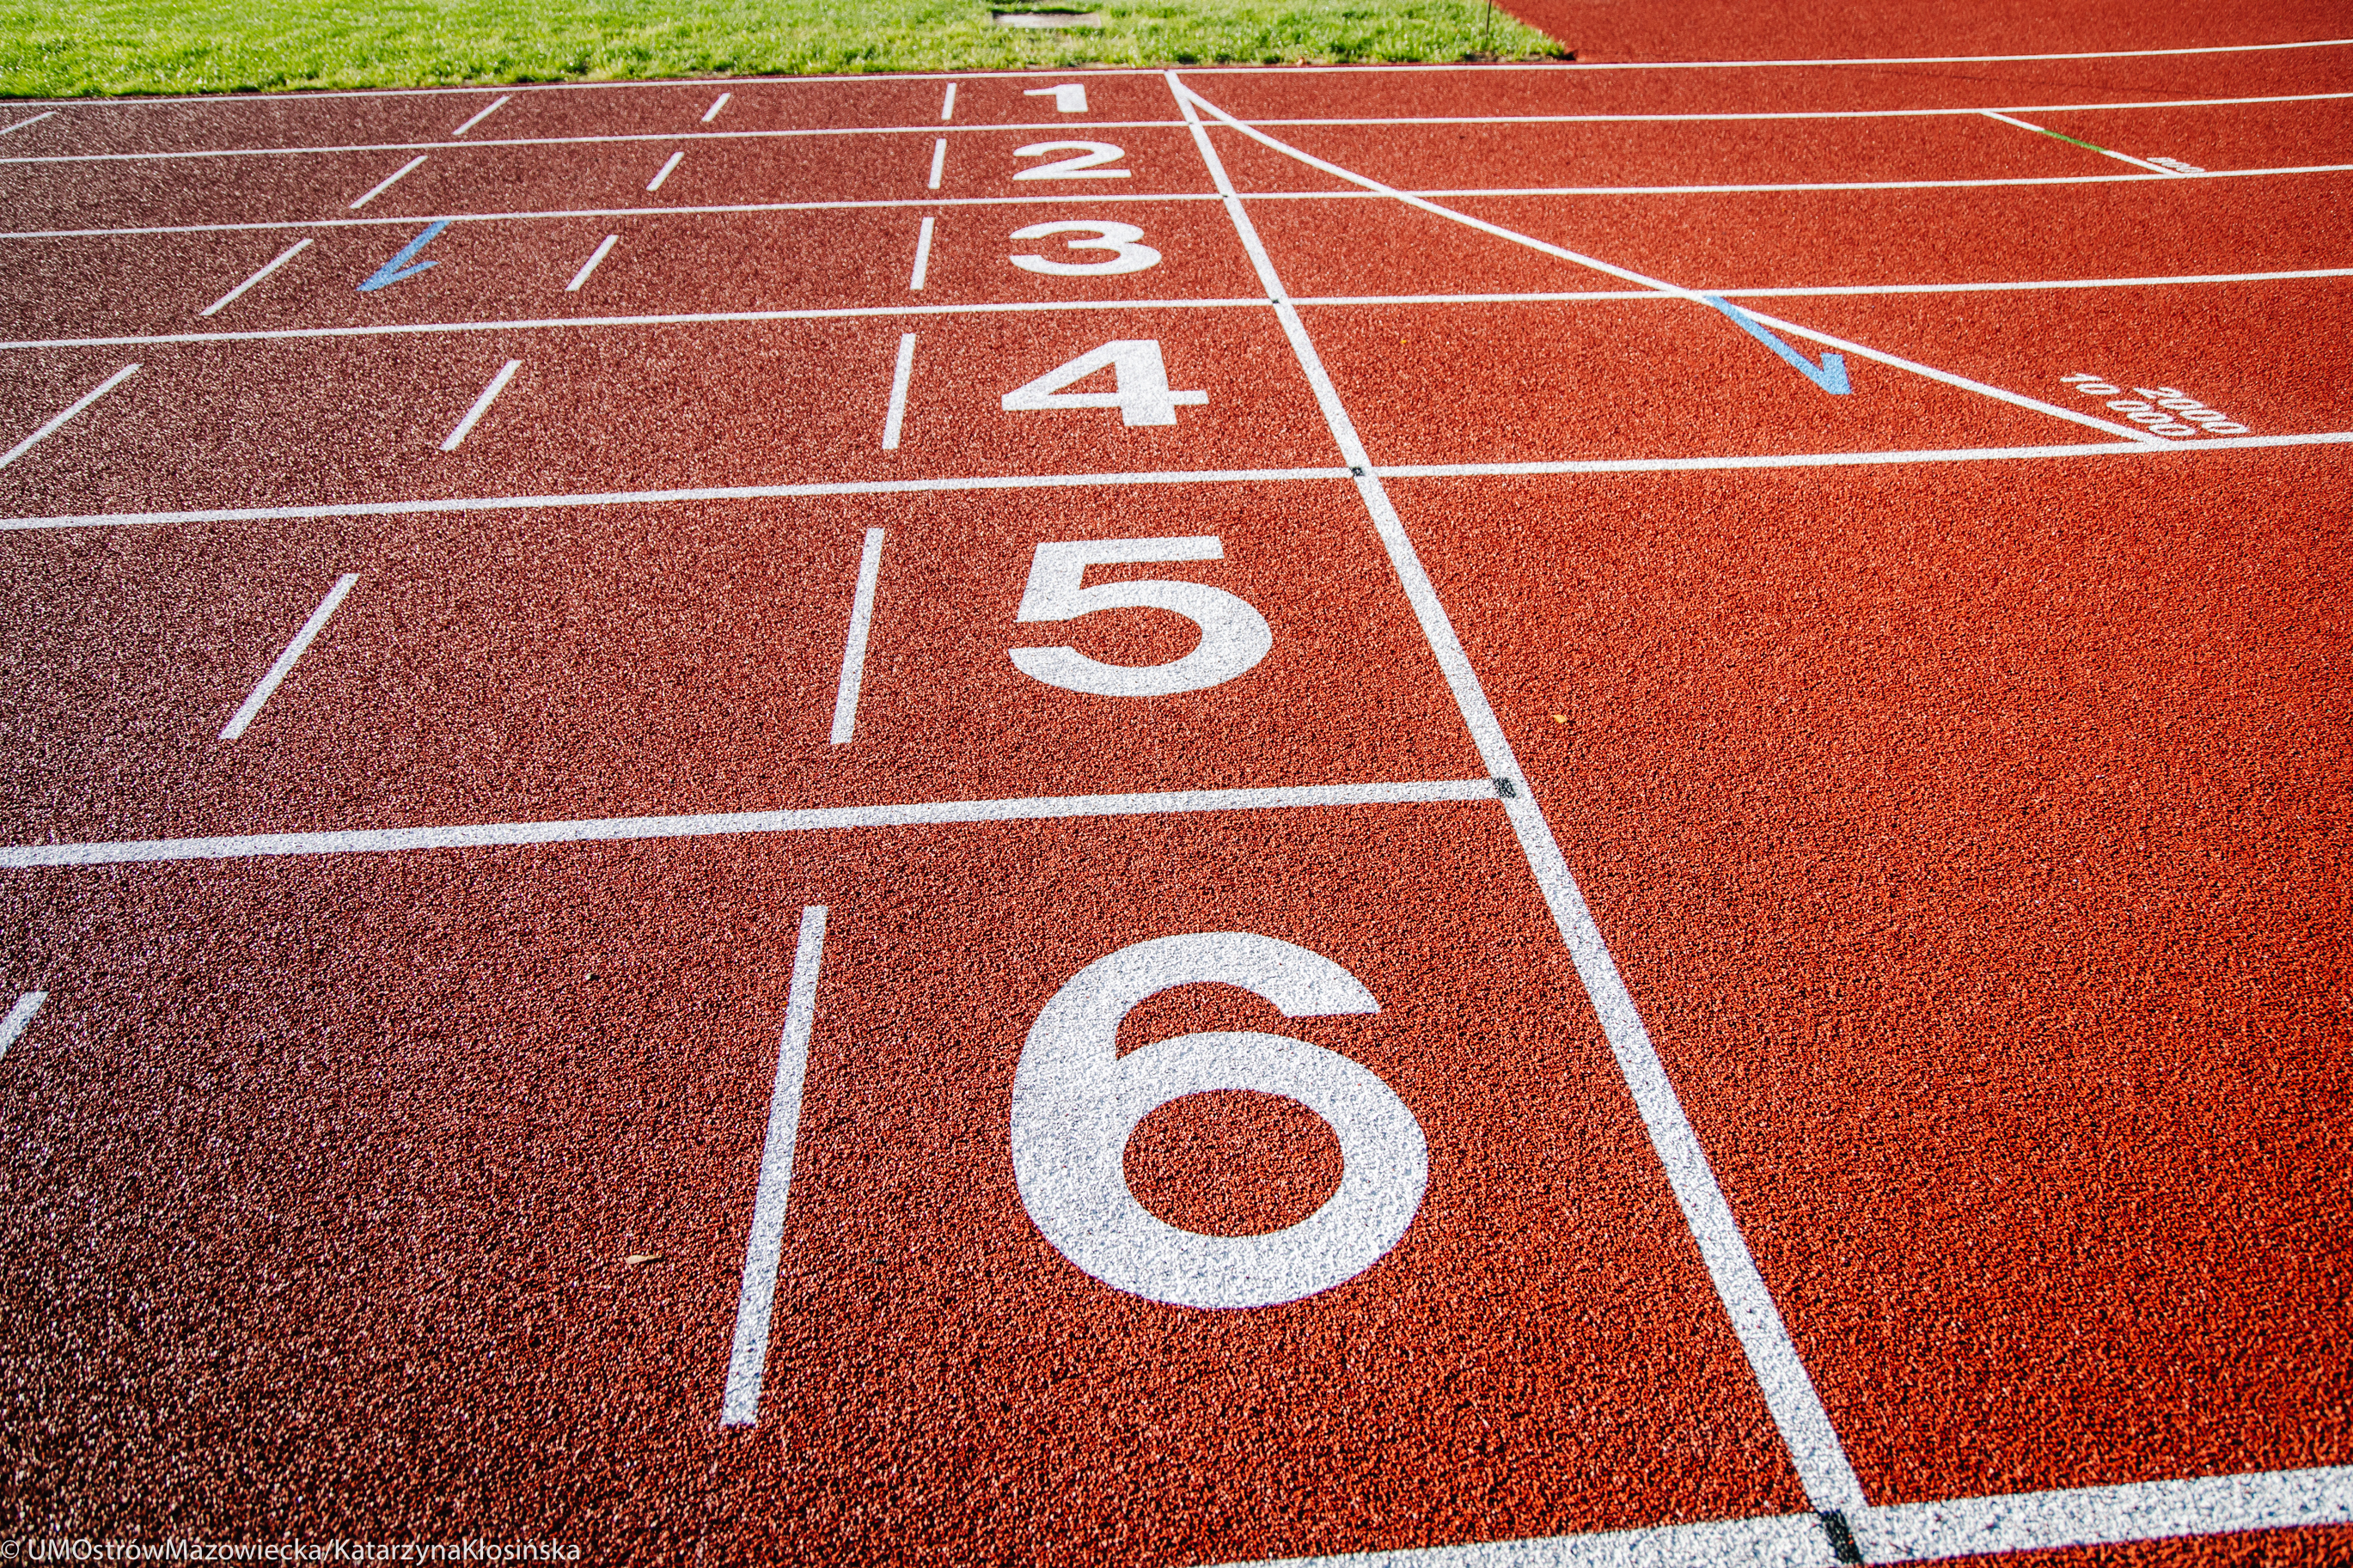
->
[[199, 238, 313, 316], [219, 573, 360, 740], [0, 363, 139, 468], [1174, 82, 2165, 445]]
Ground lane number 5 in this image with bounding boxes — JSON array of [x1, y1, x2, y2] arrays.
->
[[1009, 536, 1272, 698], [1011, 932, 1428, 1309]]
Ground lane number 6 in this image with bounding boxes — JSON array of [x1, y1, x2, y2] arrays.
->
[[1009, 536, 1273, 698], [1011, 931, 1428, 1309]]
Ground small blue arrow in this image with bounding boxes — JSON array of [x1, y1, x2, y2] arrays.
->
[[1700, 295, 1850, 394], [358, 220, 449, 293]]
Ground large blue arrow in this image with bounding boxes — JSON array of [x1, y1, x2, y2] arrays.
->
[[358, 220, 450, 293], [1700, 295, 1850, 394]]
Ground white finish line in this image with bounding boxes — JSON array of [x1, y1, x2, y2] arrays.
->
[[1216, 1463, 2353, 1566], [0, 779, 1502, 869]]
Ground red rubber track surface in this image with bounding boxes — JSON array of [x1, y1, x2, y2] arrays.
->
[[3, 13, 2350, 1568]]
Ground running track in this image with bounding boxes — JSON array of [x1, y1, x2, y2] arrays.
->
[[0, 15, 2348, 1567]]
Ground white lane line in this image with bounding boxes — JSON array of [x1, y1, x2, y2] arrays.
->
[[219, 572, 361, 740], [0, 363, 140, 470], [721, 903, 828, 1429], [1175, 65, 1873, 1527], [940, 82, 957, 121], [198, 238, 314, 316], [1177, 82, 2163, 446], [646, 150, 685, 192], [9, 156, 2348, 245], [439, 358, 523, 451], [20, 264, 2353, 355], [13, 432, 2352, 534], [1980, 108, 2179, 174], [564, 234, 620, 291], [908, 215, 936, 290], [927, 137, 947, 189], [0, 778, 1502, 869], [449, 95, 511, 137], [880, 333, 917, 450], [700, 91, 732, 124], [1, 111, 57, 137], [1213, 1463, 2353, 1566], [3, 297, 1272, 352], [8, 93, 2350, 169], [828, 528, 887, 744], [349, 156, 426, 210], [0, 991, 46, 1060]]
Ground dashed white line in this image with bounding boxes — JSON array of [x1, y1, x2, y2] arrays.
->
[[449, 95, 510, 137], [565, 234, 620, 291], [0, 778, 1503, 868], [908, 215, 936, 290], [1, 110, 56, 137], [219, 572, 361, 741], [646, 150, 685, 192], [439, 358, 523, 450], [828, 528, 888, 744], [940, 82, 957, 122], [0, 991, 45, 1059], [880, 333, 917, 450], [0, 363, 139, 470], [927, 137, 947, 189], [349, 156, 427, 210], [721, 903, 829, 1429], [701, 91, 732, 124], [199, 238, 314, 316]]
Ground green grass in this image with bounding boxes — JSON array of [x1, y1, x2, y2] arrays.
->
[[0, 0, 1566, 99]]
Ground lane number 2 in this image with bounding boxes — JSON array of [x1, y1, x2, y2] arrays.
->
[[1008, 221, 1160, 276], [1012, 141, 1130, 179], [1002, 339, 1206, 426], [1009, 536, 1271, 698], [1011, 932, 1428, 1309]]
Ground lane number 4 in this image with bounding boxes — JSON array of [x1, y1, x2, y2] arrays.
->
[[1002, 339, 1206, 426], [1010, 536, 1272, 698]]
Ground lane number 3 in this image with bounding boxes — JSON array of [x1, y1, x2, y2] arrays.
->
[[1009, 536, 1272, 697], [1008, 221, 1160, 275], [1011, 932, 1429, 1309]]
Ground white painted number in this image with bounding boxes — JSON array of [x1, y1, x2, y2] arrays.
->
[[1001, 339, 1206, 426], [1007, 221, 1161, 276], [1024, 83, 1088, 113], [2060, 373, 2247, 435], [1009, 536, 1271, 698], [1012, 141, 1129, 180], [1011, 932, 1427, 1309]]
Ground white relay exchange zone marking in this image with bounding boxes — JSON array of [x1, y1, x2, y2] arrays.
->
[[1008, 536, 1272, 699], [1010, 931, 1427, 1309], [1008, 221, 1163, 276], [2060, 373, 2248, 434]]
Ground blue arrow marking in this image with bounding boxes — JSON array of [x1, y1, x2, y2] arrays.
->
[[1700, 295, 1850, 394], [358, 220, 450, 293]]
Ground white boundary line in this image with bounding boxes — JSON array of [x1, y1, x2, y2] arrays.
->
[[1215, 1463, 2353, 1566], [828, 528, 886, 744], [0, 363, 140, 469], [10, 434, 2352, 534], [8, 91, 2349, 166], [218, 572, 361, 740], [1980, 108, 2178, 174], [720, 903, 828, 1428], [4, 265, 2349, 354], [2, 38, 2347, 107], [1173, 64, 1876, 1526], [0, 779, 1502, 869], [1178, 82, 2163, 444], [0, 991, 46, 1060]]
